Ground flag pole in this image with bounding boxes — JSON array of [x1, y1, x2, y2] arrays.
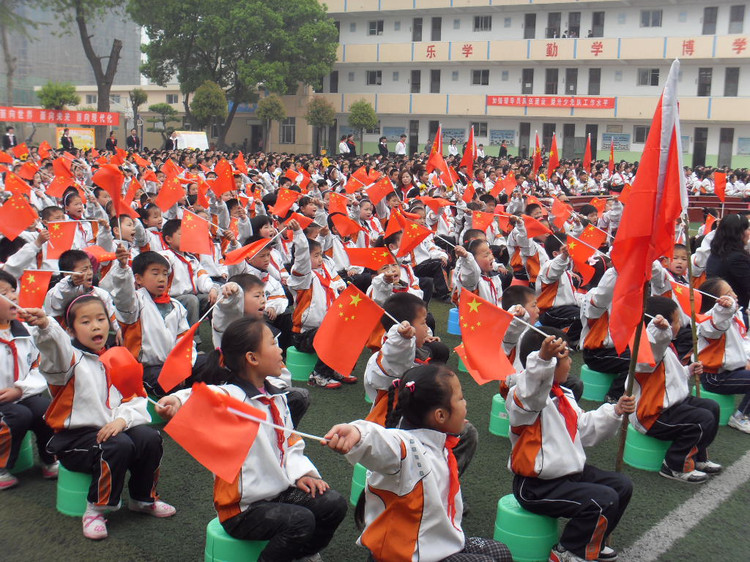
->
[[682, 215, 702, 398], [0, 292, 25, 313]]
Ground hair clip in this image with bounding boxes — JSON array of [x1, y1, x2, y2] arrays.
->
[[216, 347, 225, 368], [405, 381, 416, 392], [392, 379, 400, 389]]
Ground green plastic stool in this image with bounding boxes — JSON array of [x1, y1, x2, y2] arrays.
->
[[204, 517, 268, 562], [56, 465, 93, 517], [350, 463, 367, 506], [9, 432, 34, 474], [691, 386, 736, 426], [457, 357, 468, 373], [493, 494, 558, 562], [489, 394, 510, 438], [147, 395, 164, 425], [580, 365, 616, 402], [285, 347, 318, 383], [623, 425, 671, 472]]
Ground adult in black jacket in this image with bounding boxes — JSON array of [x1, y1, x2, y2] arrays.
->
[[126, 128, 140, 151], [2, 126, 17, 150], [60, 128, 75, 153], [378, 136, 388, 157], [706, 213, 750, 314], [105, 131, 118, 152]]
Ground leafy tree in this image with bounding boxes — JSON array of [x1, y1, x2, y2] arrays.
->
[[147, 102, 180, 144], [256, 94, 286, 153], [0, 1, 44, 106], [305, 97, 336, 155], [190, 80, 228, 132], [37, 81, 80, 110], [129, 87, 148, 132], [129, 0, 337, 148], [348, 100, 378, 153]]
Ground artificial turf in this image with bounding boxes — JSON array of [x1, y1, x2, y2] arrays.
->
[[2, 301, 749, 561]]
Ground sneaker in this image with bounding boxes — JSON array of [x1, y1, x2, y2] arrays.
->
[[695, 460, 723, 474], [128, 499, 177, 518], [0, 468, 18, 490], [659, 463, 709, 484], [330, 371, 358, 384], [549, 544, 586, 562], [42, 461, 59, 479], [82, 512, 108, 540], [308, 372, 342, 389], [598, 545, 618, 561], [728, 413, 750, 434]]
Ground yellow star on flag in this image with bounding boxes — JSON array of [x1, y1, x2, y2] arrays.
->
[[52, 224, 60, 231], [350, 294, 362, 307], [26, 274, 35, 283], [674, 286, 683, 294], [569, 241, 577, 249], [467, 298, 481, 313]]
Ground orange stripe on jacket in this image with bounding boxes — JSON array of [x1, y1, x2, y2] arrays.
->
[[365, 390, 393, 427], [699, 334, 726, 374], [291, 288, 313, 333], [510, 417, 543, 477], [634, 363, 667, 431], [0, 421, 11, 468], [585, 515, 609, 560], [214, 470, 243, 523], [537, 280, 559, 312], [45, 377, 77, 432], [526, 253, 541, 283], [120, 320, 144, 361], [583, 313, 610, 350], [96, 459, 113, 506]]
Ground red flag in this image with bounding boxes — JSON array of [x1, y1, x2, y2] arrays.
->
[[180, 211, 213, 255], [628, 323, 656, 367], [471, 210, 495, 233], [367, 177, 395, 205], [142, 168, 158, 184], [46, 175, 75, 198], [271, 188, 300, 217], [158, 322, 199, 392], [461, 182, 475, 204], [211, 159, 235, 196], [234, 152, 248, 175], [579, 224, 607, 249], [38, 141, 52, 159], [328, 192, 349, 216], [100, 347, 147, 399], [284, 212, 314, 230], [161, 158, 183, 178], [284, 168, 301, 184], [548, 133, 560, 175], [132, 153, 151, 169], [330, 212, 363, 239], [384, 208, 405, 238], [155, 174, 185, 211], [459, 127, 476, 179], [589, 197, 606, 217], [0, 195, 37, 241], [583, 134, 592, 172], [165, 382, 265, 483], [18, 270, 53, 309], [347, 166, 379, 193], [551, 197, 573, 231], [313, 285, 384, 375], [610, 60, 688, 353], [532, 133, 542, 175], [123, 178, 142, 207], [608, 138, 615, 175], [17, 161, 38, 180], [522, 214, 552, 238], [458, 291, 515, 383], [345, 247, 396, 270], [47, 221, 77, 259], [714, 171, 727, 203], [704, 213, 717, 233], [567, 237, 597, 285], [85, 245, 117, 264], [0, 152, 12, 164], [417, 196, 452, 214], [430, 124, 443, 157], [618, 183, 633, 206], [4, 172, 31, 196], [670, 280, 702, 317], [525, 195, 548, 216], [396, 219, 432, 257], [93, 164, 138, 219], [224, 238, 271, 266], [195, 178, 211, 209], [12, 143, 29, 160], [110, 147, 127, 165]]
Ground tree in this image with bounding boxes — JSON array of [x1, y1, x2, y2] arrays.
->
[[129, 87, 148, 134], [190, 80, 228, 134], [129, 0, 337, 149], [256, 94, 286, 153], [147, 102, 180, 144], [0, 1, 43, 107], [305, 97, 336, 155], [37, 81, 81, 110], [348, 100, 378, 153]]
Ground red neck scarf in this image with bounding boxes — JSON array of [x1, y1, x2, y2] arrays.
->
[[551, 382, 578, 441], [444, 435, 461, 528], [257, 395, 286, 466], [313, 268, 336, 307]]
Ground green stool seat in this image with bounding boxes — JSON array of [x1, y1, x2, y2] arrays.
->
[[580, 365, 616, 402], [623, 425, 671, 472], [57, 465, 93, 517], [691, 386, 736, 426], [285, 347, 318, 383], [493, 494, 558, 562], [489, 394, 510, 438], [204, 517, 268, 562], [457, 357, 468, 373], [147, 395, 165, 425], [9, 432, 34, 474], [350, 463, 367, 506]]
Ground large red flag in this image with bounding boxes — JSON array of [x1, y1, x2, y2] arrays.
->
[[0, 195, 37, 241], [93, 164, 138, 218], [18, 270, 53, 309], [583, 134, 592, 172], [224, 238, 271, 266], [330, 212, 364, 239], [211, 158, 235, 196], [418, 196, 452, 214], [313, 285, 384, 375], [270, 188, 300, 217], [12, 143, 29, 160], [459, 127, 476, 179], [458, 291, 515, 383], [610, 60, 688, 353], [100, 347, 147, 399], [471, 210, 495, 233], [158, 322, 199, 392], [47, 221, 78, 259], [367, 177, 396, 205], [522, 214, 553, 238], [4, 172, 31, 196], [532, 133, 542, 175], [714, 171, 727, 202], [165, 382, 265, 483], [345, 247, 396, 270], [396, 219, 432, 257], [180, 211, 213, 255], [161, 158, 183, 178], [548, 133, 560, 175], [234, 152, 248, 175]]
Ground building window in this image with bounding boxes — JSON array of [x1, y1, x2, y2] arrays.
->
[[452, 70, 459, 81], [546, 12, 561, 38], [591, 11, 605, 37], [368, 20, 383, 36], [697, 68, 712, 97], [85, 94, 97, 105], [471, 69, 489, 86], [411, 70, 421, 93], [725, 67, 740, 96], [634, 125, 650, 143], [412, 17, 423, 41], [394, 21, 401, 31], [348, 72, 355, 82], [501, 70, 509, 81], [471, 122, 488, 137], [504, 17, 512, 28], [729, 5, 745, 33], [640, 9, 663, 27], [366, 70, 382, 85], [637, 68, 660, 86], [703, 7, 718, 35], [279, 117, 296, 145], [349, 22, 356, 33], [545, 68, 558, 94], [473, 16, 492, 32], [430, 69, 441, 93], [588, 68, 601, 95], [453, 18, 461, 29], [166, 94, 179, 104], [329, 71, 339, 93], [110, 94, 121, 104], [524, 14, 536, 39], [522, 68, 534, 94], [565, 68, 578, 95], [392, 71, 399, 82], [366, 121, 381, 134]]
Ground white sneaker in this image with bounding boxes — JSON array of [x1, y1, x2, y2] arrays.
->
[[728, 413, 750, 434], [42, 461, 59, 479], [659, 463, 709, 484], [549, 544, 586, 562], [695, 460, 723, 474], [0, 468, 18, 490]]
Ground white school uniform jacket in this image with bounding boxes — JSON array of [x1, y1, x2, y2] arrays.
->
[[43, 277, 119, 330], [535, 253, 578, 310], [506, 221, 547, 283], [698, 299, 749, 374], [507, 352, 622, 479], [345, 421, 465, 562], [455, 253, 503, 306], [580, 267, 617, 351], [172, 381, 319, 523], [363, 324, 416, 402], [32, 318, 150, 431], [367, 271, 423, 306], [160, 248, 218, 297], [226, 261, 289, 316], [108, 262, 194, 367], [0, 321, 46, 401], [412, 234, 448, 265]]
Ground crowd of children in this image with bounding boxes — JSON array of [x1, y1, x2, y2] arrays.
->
[[0, 141, 748, 562]]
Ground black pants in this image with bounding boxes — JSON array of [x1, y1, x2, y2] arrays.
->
[[514, 464, 632, 560], [702, 369, 750, 415], [0, 394, 55, 469], [583, 347, 631, 400], [47, 425, 163, 508], [414, 258, 449, 300], [293, 329, 336, 379], [540, 305, 582, 345], [645, 396, 719, 472], [221, 487, 347, 562], [270, 311, 294, 353]]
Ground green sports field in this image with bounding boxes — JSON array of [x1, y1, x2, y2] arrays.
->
[[2, 301, 749, 561]]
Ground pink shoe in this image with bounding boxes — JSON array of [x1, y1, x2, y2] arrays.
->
[[42, 461, 59, 480], [0, 469, 18, 490], [82, 512, 108, 540], [128, 499, 176, 518]]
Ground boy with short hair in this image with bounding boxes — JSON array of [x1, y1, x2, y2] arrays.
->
[[537, 234, 583, 345]]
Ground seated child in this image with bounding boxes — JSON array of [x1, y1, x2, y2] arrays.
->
[[0, 270, 57, 489], [325, 365, 512, 562], [22, 298, 174, 540], [537, 234, 583, 345], [508, 327, 634, 562], [455, 239, 503, 306], [159, 318, 347, 561], [630, 297, 722, 483]]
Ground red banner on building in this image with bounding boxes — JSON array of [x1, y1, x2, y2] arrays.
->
[[0, 106, 120, 126], [486, 96, 615, 109]]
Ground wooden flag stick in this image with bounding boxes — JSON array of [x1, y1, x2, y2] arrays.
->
[[682, 215, 702, 398]]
